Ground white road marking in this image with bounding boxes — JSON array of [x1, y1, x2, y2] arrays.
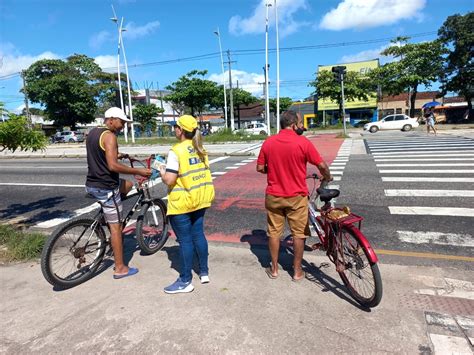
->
[[369, 143, 474, 149], [241, 159, 255, 163], [211, 171, 227, 175], [225, 166, 239, 170], [373, 153, 474, 158], [331, 171, 344, 175], [382, 177, 474, 182], [379, 169, 474, 174], [209, 156, 230, 164], [0, 183, 84, 188], [234, 163, 248, 166], [375, 158, 474, 162], [332, 176, 341, 181], [389, 206, 474, 217], [330, 162, 347, 165], [385, 189, 474, 197], [377, 163, 474, 167], [373, 150, 474, 156], [429, 334, 472, 354], [329, 166, 345, 170], [397, 230, 474, 248]]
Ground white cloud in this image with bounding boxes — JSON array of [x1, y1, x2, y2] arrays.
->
[[94, 55, 117, 71], [320, 0, 426, 31], [0, 43, 60, 76], [339, 45, 388, 64], [229, 0, 309, 37], [208, 70, 264, 97], [13, 104, 25, 114], [89, 30, 113, 50], [89, 20, 160, 49], [123, 21, 160, 40]]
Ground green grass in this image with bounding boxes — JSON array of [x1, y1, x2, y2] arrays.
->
[[0, 225, 45, 261]]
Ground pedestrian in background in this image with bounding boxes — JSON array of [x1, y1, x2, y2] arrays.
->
[[425, 108, 437, 136], [159, 115, 215, 294], [257, 110, 332, 281]]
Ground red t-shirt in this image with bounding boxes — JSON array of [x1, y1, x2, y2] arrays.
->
[[257, 129, 323, 197]]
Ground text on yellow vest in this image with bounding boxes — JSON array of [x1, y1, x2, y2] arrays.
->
[[167, 140, 215, 215]]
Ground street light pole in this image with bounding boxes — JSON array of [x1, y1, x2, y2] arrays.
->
[[274, 0, 280, 133], [119, 19, 135, 143], [264, 2, 272, 135], [341, 73, 347, 136], [111, 7, 127, 142], [214, 28, 229, 131]]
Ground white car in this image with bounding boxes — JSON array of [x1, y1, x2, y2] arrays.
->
[[363, 114, 419, 133], [243, 123, 268, 135]]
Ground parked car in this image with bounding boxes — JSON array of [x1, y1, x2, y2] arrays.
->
[[363, 114, 419, 133], [51, 131, 85, 143], [243, 123, 268, 135]]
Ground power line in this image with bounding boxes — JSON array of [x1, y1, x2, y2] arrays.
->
[[0, 31, 437, 81]]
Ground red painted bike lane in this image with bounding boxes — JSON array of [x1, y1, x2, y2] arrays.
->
[[204, 134, 344, 245]]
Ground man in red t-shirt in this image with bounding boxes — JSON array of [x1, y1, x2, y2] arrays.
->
[[257, 110, 332, 281]]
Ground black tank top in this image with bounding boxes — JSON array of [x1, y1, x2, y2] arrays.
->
[[85, 127, 119, 189]]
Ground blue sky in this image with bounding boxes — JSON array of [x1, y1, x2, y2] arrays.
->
[[1, 0, 472, 112]]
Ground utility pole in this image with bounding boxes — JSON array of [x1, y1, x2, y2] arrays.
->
[[21, 70, 31, 127], [264, 2, 272, 135], [226, 50, 236, 131], [236, 80, 241, 129]]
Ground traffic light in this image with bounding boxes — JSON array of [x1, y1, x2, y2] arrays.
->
[[331, 66, 346, 84]]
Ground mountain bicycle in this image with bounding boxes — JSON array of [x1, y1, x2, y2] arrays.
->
[[41, 155, 169, 289], [307, 174, 383, 308]]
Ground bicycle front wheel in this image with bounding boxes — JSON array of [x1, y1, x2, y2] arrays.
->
[[136, 198, 169, 255], [41, 218, 107, 289], [337, 226, 383, 308]]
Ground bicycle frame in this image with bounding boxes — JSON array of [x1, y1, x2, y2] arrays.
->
[[307, 177, 378, 264]]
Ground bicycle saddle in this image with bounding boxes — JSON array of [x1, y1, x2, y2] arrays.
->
[[316, 188, 340, 202]]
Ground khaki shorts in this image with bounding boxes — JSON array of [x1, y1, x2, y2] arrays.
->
[[265, 194, 310, 239]]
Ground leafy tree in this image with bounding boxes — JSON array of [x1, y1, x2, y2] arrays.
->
[[438, 12, 474, 112], [23, 54, 104, 129], [310, 70, 374, 120], [95, 71, 135, 114], [370, 38, 446, 117], [210, 86, 259, 127], [133, 103, 164, 132], [269, 97, 293, 114], [22, 107, 44, 116], [164, 70, 219, 116], [0, 114, 47, 152]]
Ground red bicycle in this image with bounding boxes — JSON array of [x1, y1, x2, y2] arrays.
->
[[307, 174, 383, 308]]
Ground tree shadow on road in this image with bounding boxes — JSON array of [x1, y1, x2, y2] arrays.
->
[[0, 196, 68, 226]]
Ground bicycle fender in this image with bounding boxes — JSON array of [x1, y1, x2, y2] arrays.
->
[[346, 225, 378, 263]]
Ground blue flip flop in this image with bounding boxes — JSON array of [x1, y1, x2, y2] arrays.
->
[[113, 267, 139, 279]]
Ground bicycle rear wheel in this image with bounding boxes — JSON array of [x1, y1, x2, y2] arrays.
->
[[136, 198, 169, 255], [337, 226, 383, 308], [41, 218, 107, 288]]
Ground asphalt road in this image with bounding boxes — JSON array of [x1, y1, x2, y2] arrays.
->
[[1, 132, 473, 270]]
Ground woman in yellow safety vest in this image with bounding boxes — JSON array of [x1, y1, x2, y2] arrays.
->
[[159, 115, 215, 294]]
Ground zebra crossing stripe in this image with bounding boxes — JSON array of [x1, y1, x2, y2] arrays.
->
[[375, 158, 474, 162], [373, 153, 474, 158], [373, 150, 474, 156], [389, 206, 474, 217], [382, 177, 474, 182], [397, 230, 474, 248], [377, 163, 474, 167], [379, 169, 474, 174], [385, 189, 474, 197]]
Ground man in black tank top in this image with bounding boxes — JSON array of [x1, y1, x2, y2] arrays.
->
[[86, 107, 151, 279]]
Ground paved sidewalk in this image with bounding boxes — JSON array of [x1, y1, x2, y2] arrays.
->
[[1, 241, 473, 354]]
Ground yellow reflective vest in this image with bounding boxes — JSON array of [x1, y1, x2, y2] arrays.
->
[[167, 140, 215, 215]]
